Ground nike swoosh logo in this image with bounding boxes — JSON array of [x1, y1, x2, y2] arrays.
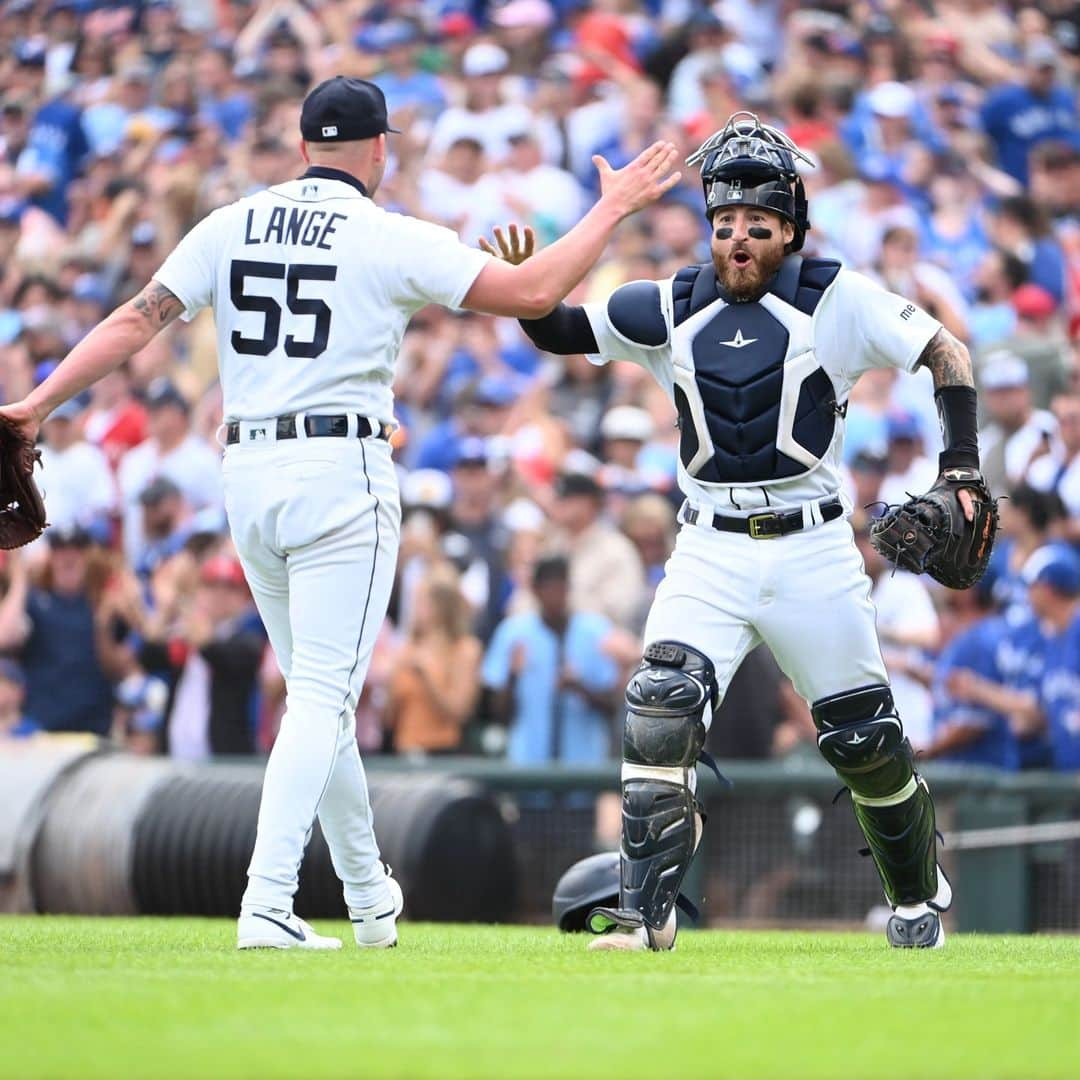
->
[[351, 908, 395, 923], [251, 912, 306, 941]]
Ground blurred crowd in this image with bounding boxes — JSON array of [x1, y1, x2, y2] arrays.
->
[[0, 0, 1078, 770]]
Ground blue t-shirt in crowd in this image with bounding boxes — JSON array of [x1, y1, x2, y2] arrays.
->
[[995, 614, 1053, 768], [414, 418, 465, 473], [980, 82, 1077, 184], [375, 70, 446, 120], [16, 98, 89, 225], [482, 610, 617, 765], [984, 539, 1032, 626], [1039, 613, 1080, 770], [920, 212, 990, 301], [932, 616, 1019, 769], [22, 589, 113, 735], [1025, 235, 1068, 306], [199, 93, 253, 142]]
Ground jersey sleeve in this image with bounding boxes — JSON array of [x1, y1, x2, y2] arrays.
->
[[815, 268, 941, 383], [581, 279, 672, 369], [383, 214, 492, 311], [152, 209, 225, 322]]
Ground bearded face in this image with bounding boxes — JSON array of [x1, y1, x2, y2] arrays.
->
[[709, 206, 793, 302]]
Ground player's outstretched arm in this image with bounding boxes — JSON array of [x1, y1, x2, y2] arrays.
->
[[478, 223, 599, 355], [0, 280, 185, 443], [462, 141, 680, 319]]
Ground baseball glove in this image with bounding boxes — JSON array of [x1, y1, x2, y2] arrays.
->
[[0, 418, 47, 549], [869, 467, 998, 590]]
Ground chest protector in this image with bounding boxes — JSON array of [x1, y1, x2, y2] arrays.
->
[[669, 255, 842, 487]]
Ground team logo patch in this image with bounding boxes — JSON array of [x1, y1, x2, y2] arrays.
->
[[719, 329, 758, 349], [322, 125, 338, 138]]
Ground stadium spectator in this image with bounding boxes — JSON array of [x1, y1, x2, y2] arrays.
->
[[1025, 544, 1080, 770], [111, 671, 169, 755], [980, 38, 1076, 186], [985, 484, 1068, 624], [36, 395, 115, 531], [1027, 392, 1080, 534], [549, 470, 645, 632], [117, 377, 221, 566], [0, 657, 36, 738], [138, 554, 265, 760], [482, 554, 619, 764], [969, 247, 1028, 348], [445, 436, 511, 644], [1, 524, 114, 735], [386, 564, 481, 754], [992, 606, 1054, 769], [988, 197, 1067, 307], [925, 586, 1020, 770], [978, 351, 1059, 495], [871, 224, 969, 341], [81, 365, 147, 471]]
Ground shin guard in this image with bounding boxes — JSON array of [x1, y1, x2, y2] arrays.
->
[[813, 684, 939, 907]]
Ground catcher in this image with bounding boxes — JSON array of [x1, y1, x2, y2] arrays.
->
[[486, 112, 997, 951]]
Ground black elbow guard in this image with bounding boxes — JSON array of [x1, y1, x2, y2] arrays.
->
[[519, 304, 598, 355]]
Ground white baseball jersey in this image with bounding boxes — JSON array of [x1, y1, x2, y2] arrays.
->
[[583, 266, 942, 513], [153, 168, 492, 421]]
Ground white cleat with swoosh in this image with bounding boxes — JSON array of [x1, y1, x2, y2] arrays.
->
[[237, 910, 342, 950]]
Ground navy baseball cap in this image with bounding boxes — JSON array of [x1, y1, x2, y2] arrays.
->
[[300, 77, 400, 143]]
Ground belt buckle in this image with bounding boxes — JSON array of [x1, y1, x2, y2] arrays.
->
[[747, 512, 781, 540]]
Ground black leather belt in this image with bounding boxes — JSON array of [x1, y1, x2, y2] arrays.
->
[[225, 414, 392, 445], [681, 497, 843, 539]]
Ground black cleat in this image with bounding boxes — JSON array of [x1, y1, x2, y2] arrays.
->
[[887, 907, 944, 949]]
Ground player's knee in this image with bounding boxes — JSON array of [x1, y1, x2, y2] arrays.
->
[[623, 640, 717, 768], [811, 684, 914, 799]]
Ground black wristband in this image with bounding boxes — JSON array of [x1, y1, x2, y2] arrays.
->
[[935, 385, 980, 471]]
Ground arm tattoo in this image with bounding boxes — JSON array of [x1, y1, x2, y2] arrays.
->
[[130, 281, 185, 328], [915, 327, 974, 389]]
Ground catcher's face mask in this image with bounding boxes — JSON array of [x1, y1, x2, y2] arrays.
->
[[687, 111, 814, 252]]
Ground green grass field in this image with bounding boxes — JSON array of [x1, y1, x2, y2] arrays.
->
[[2, 918, 1077, 1079]]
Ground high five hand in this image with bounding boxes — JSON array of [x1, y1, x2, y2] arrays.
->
[[478, 224, 536, 265], [594, 141, 682, 219]]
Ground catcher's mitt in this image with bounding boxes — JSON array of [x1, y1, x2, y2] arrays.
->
[[0, 418, 47, 549], [869, 467, 998, 590]]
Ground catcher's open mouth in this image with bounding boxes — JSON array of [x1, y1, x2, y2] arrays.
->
[[732, 251, 752, 268]]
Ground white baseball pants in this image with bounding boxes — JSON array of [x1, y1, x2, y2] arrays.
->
[[222, 432, 400, 915], [644, 513, 889, 709]]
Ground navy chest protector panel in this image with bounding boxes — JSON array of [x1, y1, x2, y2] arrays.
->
[[671, 256, 842, 486]]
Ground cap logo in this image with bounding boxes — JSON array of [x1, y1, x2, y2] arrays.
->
[[728, 180, 743, 201], [322, 125, 338, 138]]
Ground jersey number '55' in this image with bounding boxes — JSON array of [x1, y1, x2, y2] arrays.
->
[[229, 260, 338, 359]]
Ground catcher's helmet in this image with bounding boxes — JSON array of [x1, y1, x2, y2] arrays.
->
[[552, 851, 620, 931], [686, 111, 814, 251]]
